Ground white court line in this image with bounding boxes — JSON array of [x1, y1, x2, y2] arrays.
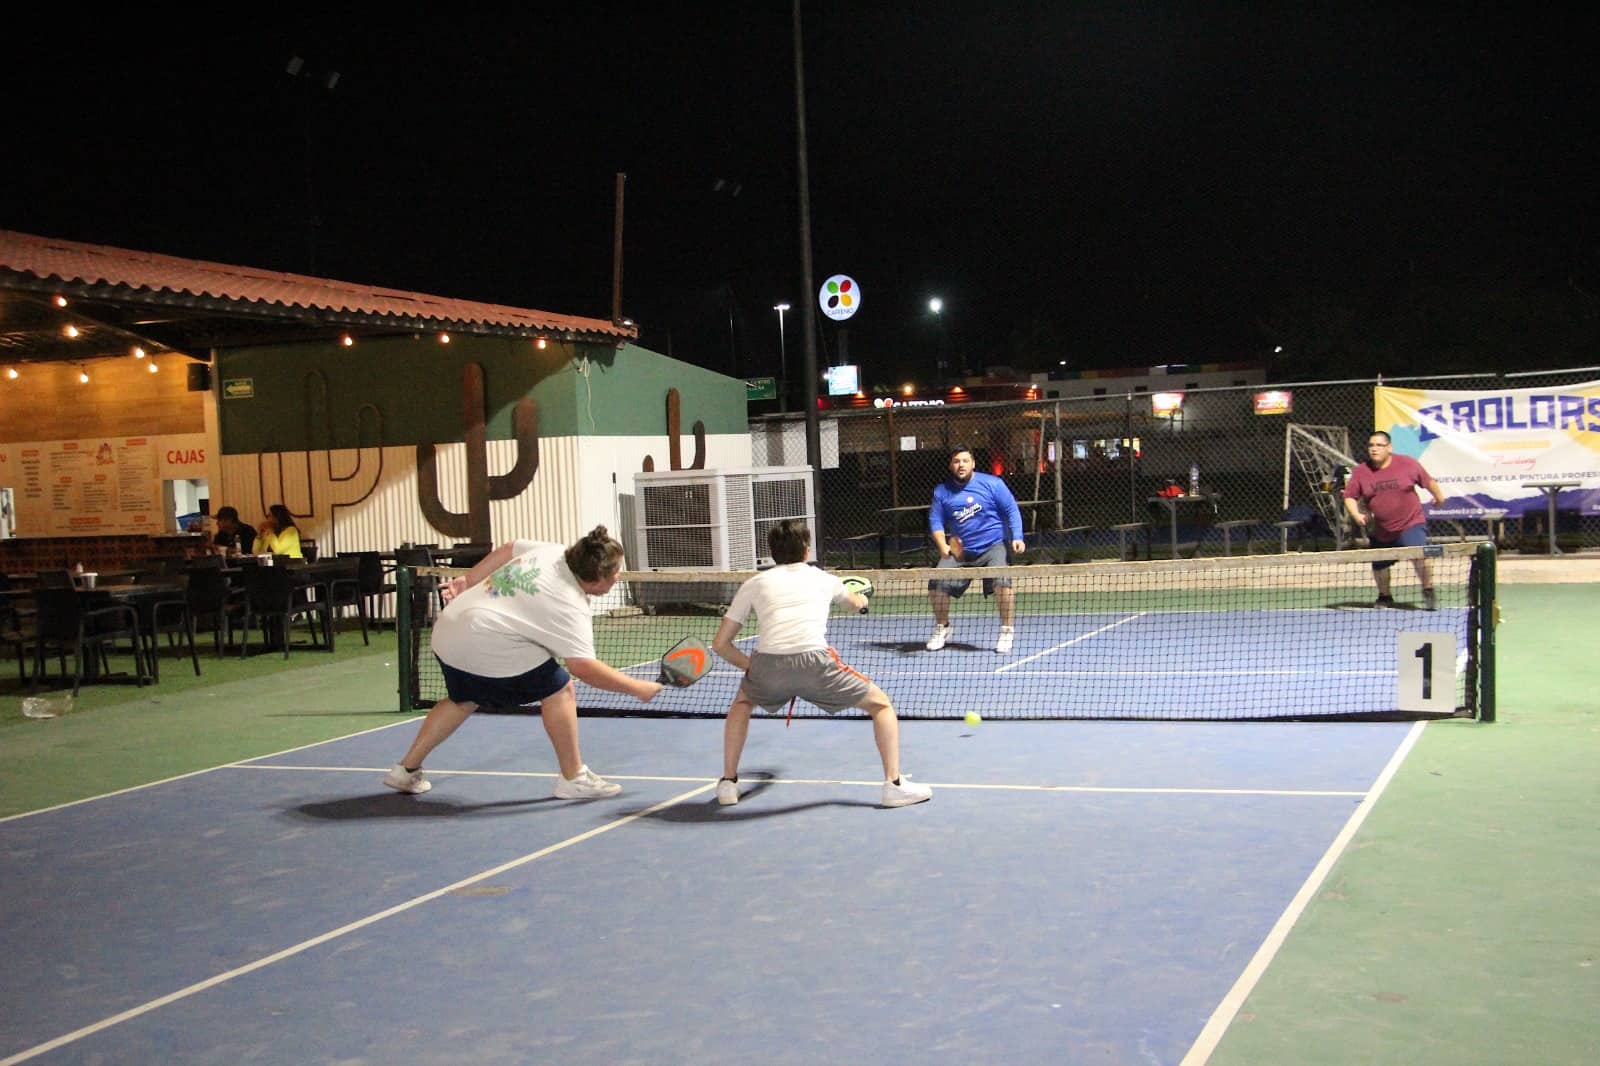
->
[[1179, 718, 1428, 1066], [234, 764, 1364, 797], [0, 781, 717, 1066], [997, 612, 1147, 673], [0, 716, 421, 826]]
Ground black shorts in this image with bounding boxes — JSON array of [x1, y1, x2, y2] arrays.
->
[[436, 656, 571, 710]]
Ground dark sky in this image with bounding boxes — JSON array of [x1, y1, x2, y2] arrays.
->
[[4, 4, 1595, 384]]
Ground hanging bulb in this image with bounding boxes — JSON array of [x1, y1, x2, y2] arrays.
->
[[78, 370, 90, 384], [147, 361, 159, 373], [133, 346, 146, 358], [4, 367, 17, 380]]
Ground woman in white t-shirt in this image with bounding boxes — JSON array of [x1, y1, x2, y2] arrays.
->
[[710, 520, 932, 809], [382, 526, 661, 799]]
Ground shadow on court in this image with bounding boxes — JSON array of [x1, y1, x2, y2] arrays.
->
[[287, 794, 556, 821], [635, 796, 879, 823], [864, 639, 978, 653]]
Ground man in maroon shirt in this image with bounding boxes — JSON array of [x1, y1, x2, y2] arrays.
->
[[1342, 431, 1447, 608]]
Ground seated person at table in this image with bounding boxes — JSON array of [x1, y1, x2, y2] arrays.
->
[[212, 506, 257, 556], [253, 504, 304, 559]]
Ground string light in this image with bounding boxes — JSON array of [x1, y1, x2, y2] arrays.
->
[[78, 369, 90, 384], [535, 338, 547, 350], [438, 333, 451, 344], [54, 296, 68, 308], [132, 346, 146, 358], [5, 367, 17, 380], [341, 335, 354, 347], [147, 361, 159, 373], [64, 325, 80, 338]]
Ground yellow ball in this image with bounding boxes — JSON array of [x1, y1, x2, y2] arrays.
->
[[964, 711, 982, 727]]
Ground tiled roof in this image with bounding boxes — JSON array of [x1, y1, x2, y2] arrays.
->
[[0, 229, 636, 342]]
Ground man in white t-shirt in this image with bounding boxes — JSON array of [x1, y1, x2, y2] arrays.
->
[[382, 527, 661, 799], [710, 519, 932, 808]]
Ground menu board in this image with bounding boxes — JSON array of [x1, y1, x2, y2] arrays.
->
[[0, 433, 211, 537]]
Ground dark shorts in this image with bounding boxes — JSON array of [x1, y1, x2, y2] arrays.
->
[[436, 656, 571, 710], [1369, 523, 1429, 570], [928, 540, 1013, 597]]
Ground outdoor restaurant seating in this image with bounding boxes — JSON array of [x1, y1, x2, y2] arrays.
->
[[1, 600, 27, 684]]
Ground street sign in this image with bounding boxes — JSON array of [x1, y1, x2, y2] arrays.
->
[[222, 378, 255, 399], [745, 377, 777, 400]]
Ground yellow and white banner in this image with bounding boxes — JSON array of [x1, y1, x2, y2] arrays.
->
[[1374, 382, 1600, 516]]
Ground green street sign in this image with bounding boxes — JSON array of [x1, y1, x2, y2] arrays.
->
[[745, 377, 777, 400], [222, 378, 255, 399]]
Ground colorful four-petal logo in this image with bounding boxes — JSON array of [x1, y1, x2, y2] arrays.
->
[[818, 274, 861, 321]]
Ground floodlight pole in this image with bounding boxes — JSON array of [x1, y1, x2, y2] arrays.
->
[[793, 0, 823, 545]]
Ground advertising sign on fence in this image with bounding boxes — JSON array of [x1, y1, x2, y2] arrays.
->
[[1375, 381, 1600, 517]]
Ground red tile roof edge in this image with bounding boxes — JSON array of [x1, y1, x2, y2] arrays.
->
[[0, 229, 637, 340]]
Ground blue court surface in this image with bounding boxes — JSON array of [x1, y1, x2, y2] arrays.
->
[[1, 715, 1418, 1064]]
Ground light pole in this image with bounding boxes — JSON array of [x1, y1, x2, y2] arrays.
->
[[773, 302, 791, 411], [928, 297, 948, 381]]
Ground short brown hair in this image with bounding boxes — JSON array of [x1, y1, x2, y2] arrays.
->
[[565, 525, 625, 582], [767, 519, 811, 564]]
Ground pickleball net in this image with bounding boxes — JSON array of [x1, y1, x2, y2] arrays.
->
[[397, 541, 1494, 721]]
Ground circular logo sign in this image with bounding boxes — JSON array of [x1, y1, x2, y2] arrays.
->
[[818, 275, 861, 321]]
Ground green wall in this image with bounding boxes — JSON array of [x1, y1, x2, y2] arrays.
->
[[216, 338, 747, 453]]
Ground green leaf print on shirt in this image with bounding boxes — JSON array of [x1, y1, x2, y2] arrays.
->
[[487, 561, 541, 598]]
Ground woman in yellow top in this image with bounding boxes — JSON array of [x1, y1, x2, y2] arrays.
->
[[253, 503, 304, 558]]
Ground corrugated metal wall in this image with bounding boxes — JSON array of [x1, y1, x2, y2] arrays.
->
[[218, 438, 582, 554], [216, 434, 755, 555]]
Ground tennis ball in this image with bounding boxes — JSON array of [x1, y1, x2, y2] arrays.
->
[[964, 711, 982, 727]]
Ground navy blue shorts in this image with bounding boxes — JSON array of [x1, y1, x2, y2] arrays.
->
[[1369, 523, 1429, 570], [436, 656, 571, 710]]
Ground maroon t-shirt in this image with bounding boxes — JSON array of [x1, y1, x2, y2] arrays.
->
[[1343, 453, 1432, 537]]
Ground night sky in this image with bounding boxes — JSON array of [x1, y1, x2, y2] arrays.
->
[[4, 4, 1595, 385]]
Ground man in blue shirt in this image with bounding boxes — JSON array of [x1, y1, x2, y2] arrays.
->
[[926, 445, 1026, 654]]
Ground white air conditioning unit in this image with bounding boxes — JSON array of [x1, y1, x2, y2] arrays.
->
[[633, 466, 815, 571]]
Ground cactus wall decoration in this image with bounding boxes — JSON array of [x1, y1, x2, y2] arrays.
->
[[641, 387, 706, 472], [417, 362, 541, 542]]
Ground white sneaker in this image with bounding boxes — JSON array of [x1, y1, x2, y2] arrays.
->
[[553, 765, 622, 799], [882, 775, 932, 807], [926, 623, 952, 651], [383, 764, 431, 794], [716, 777, 739, 806], [995, 626, 1015, 654]]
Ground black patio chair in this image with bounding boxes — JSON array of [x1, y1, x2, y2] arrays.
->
[[185, 564, 245, 656], [326, 556, 369, 645], [30, 587, 150, 697], [240, 565, 333, 659]]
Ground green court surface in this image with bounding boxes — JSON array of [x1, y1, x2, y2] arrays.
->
[[2, 583, 1595, 1064]]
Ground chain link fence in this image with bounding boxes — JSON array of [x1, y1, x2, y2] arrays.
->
[[751, 368, 1599, 567]]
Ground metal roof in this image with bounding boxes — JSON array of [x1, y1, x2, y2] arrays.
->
[[0, 229, 636, 361]]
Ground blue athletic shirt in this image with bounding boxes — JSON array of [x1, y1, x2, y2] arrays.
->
[[929, 472, 1024, 553]]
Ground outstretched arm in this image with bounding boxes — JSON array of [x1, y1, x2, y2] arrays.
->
[[565, 657, 661, 702]]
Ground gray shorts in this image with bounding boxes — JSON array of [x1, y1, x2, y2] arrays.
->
[[740, 648, 874, 715], [928, 540, 1013, 597]]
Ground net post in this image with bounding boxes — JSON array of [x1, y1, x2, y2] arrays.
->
[[1474, 541, 1496, 722], [396, 564, 414, 714]]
